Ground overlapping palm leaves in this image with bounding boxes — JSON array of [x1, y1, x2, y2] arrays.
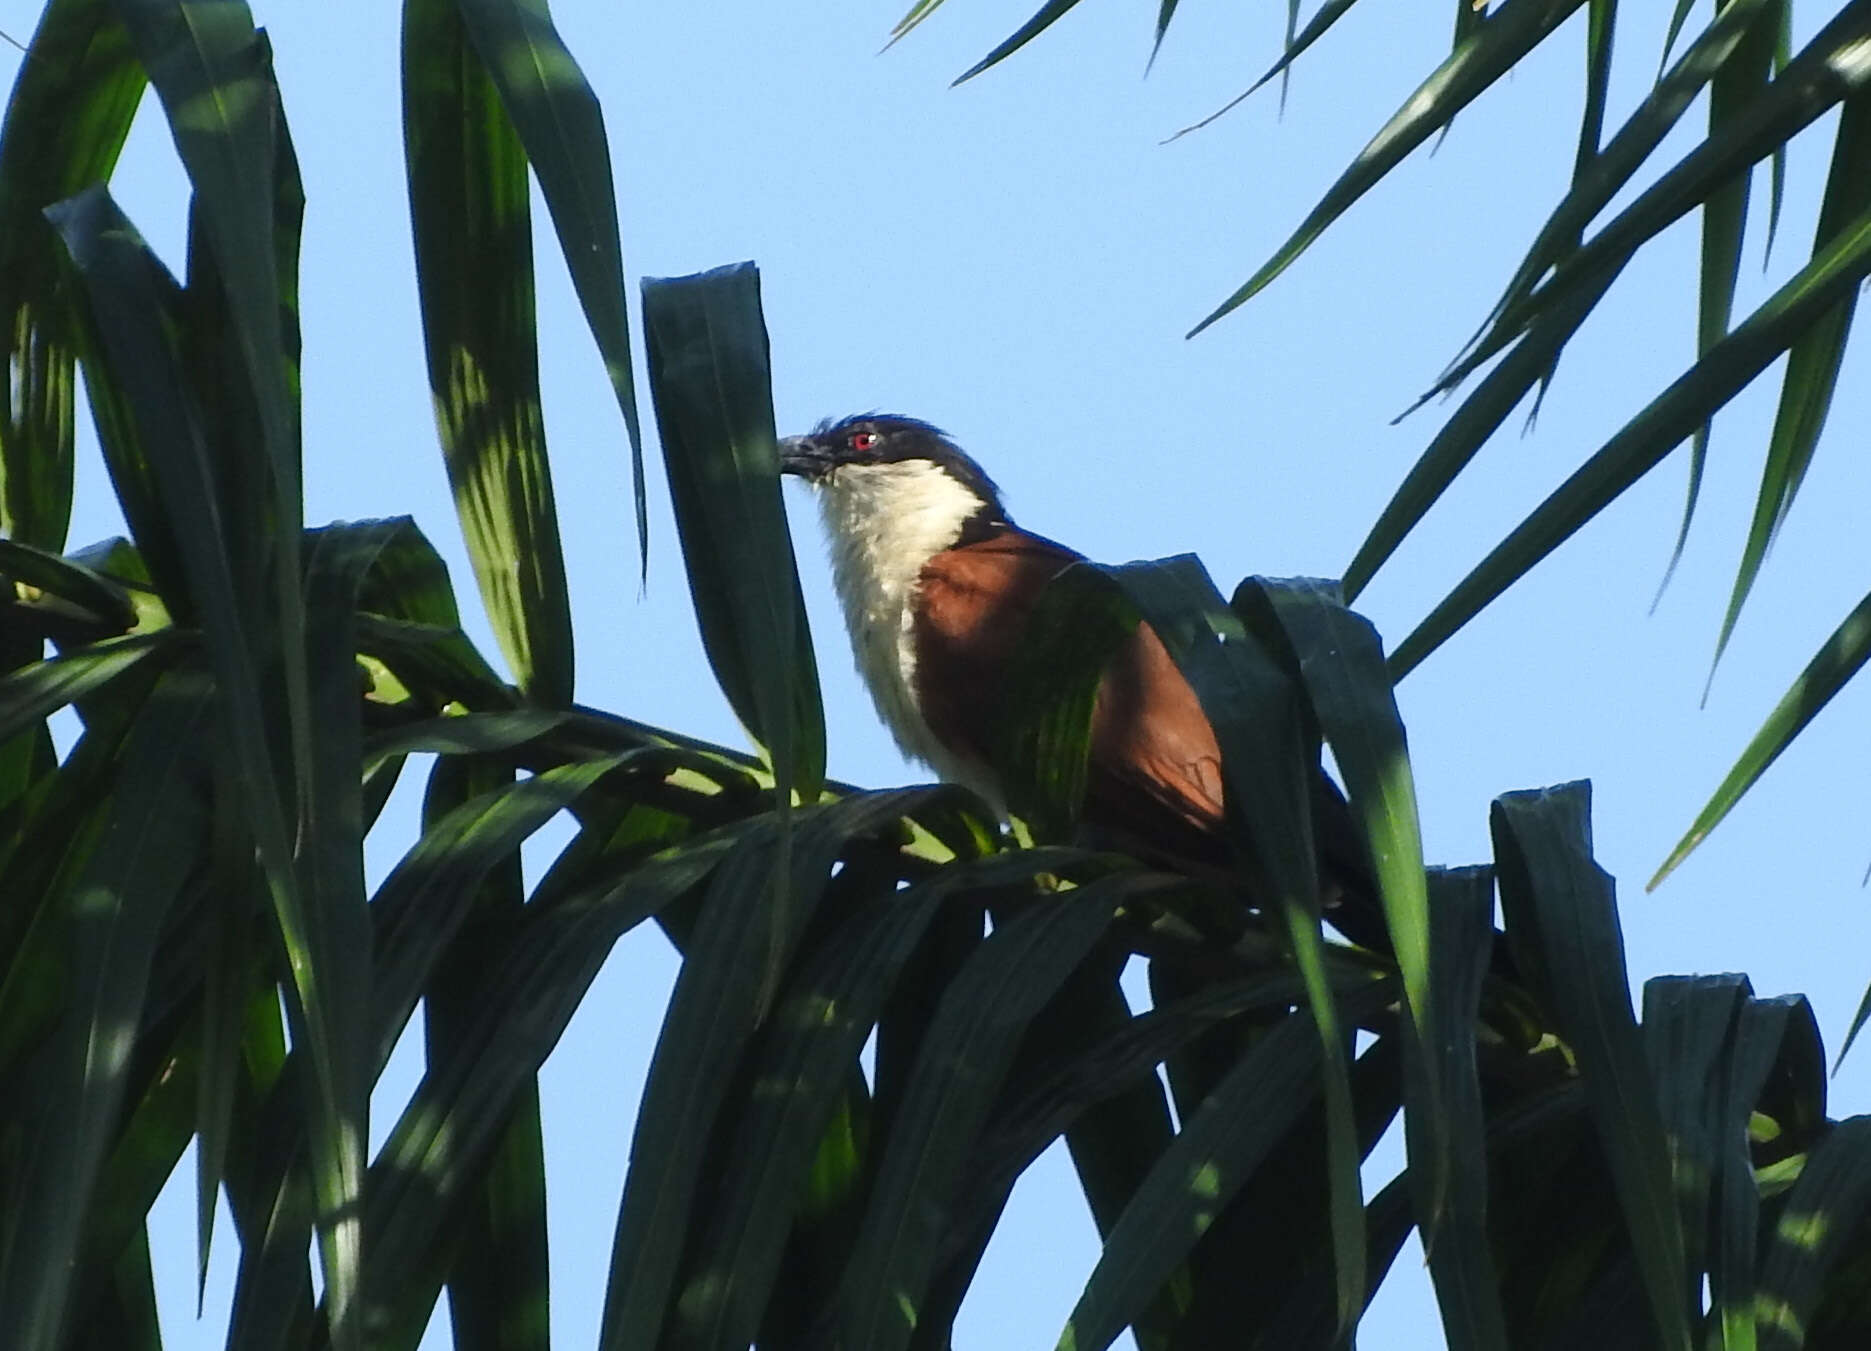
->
[[2, 3, 1870, 1350], [896, 0, 1871, 890]]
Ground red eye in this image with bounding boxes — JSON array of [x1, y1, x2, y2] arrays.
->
[[850, 431, 880, 452]]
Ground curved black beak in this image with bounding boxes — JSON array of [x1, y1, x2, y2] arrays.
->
[[777, 434, 834, 481]]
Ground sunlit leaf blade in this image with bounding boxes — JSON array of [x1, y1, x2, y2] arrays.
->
[[404, 0, 573, 705], [1235, 579, 1431, 1037], [1056, 982, 1396, 1351], [602, 794, 931, 1350], [642, 263, 825, 803], [366, 825, 746, 1346], [1390, 195, 1871, 679], [357, 613, 516, 714], [1234, 577, 1448, 1221], [453, 0, 644, 573], [1187, 0, 1584, 336], [1452, 0, 1484, 52], [832, 867, 1151, 1351], [0, 0, 143, 553], [0, 671, 210, 1351], [1103, 555, 1365, 1330], [1755, 1116, 1871, 1351], [1708, 92, 1871, 687], [1654, 585, 1871, 889], [1412, 867, 1509, 1351], [887, 0, 948, 44], [1490, 783, 1692, 1351], [953, 0, 1087, 84]]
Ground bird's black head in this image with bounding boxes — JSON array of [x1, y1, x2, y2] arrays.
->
[[779, 414, 1006, 513]]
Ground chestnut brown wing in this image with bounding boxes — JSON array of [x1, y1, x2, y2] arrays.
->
[[910, 528, 1227, 859]]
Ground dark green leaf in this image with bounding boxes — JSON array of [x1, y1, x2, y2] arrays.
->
[[1656, 585, 1871, 888], [1465, 2, 1871, 378], [954, 0, 1088, 84], [1640, 975, 1749, 1307], [1188, 0, 1585, 335], [1491, 782, 1692, 1351], [1757, 1117, 1871, 1351], [112, 0, 311, 823], [1147, 0, 1181, 71], [667, 812, 1030, 1351], [1164, 0, 1359, 138], [0, 538, 137, 632], [1708, 90, 1871, 687], [1390, 194, 1871, 679], [969, 962, 1385, 1240], [1659, 0, 1698, 72], [293, 520, 423, 1347], [0, 631, 177, 744], [1656, 0, 1777, 605], [1056, 981, 1397, 1351], [404, 0, 573, 704], [1342, 271, 1609, 603], [0, 0, 144, 553], [1104, 556, 1365, 1330], [831, 868, 1157, 1351], [422, 755, 547, 1351], [602, 791, 949, 1350], [365, 823, 746, 1347], [642, 262, 825, 803], [997, 562, 1138, 840], [1411, 866, 1508, 1351], [1710, 993, 1815, 1349], [454, 0, 644, 567], [0, 671, 210, 1351], [369, 750, 654, 1073]]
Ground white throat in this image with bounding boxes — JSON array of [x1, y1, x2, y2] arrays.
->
[[810, 460, 1003, 809]]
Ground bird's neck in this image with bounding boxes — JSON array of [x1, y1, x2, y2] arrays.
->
[[812, 462, 1004, 806], [816, 461, 987, 613]]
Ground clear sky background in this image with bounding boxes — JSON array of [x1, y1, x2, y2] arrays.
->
[[8, 0, 1871, 1346]]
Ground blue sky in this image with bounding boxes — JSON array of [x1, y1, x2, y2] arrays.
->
[[10, 0, 1871, 1346]]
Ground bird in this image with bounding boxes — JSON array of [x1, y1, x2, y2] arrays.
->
[[778, 412, 1375, 922]]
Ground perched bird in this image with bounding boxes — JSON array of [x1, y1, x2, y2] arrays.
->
[[779, 413, 1370, 910]]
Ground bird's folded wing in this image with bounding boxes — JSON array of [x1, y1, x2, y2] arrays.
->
[[911, 527, 1228, 853]]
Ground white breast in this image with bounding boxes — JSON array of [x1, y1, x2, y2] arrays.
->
[[812, 461, 1006, 811]]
